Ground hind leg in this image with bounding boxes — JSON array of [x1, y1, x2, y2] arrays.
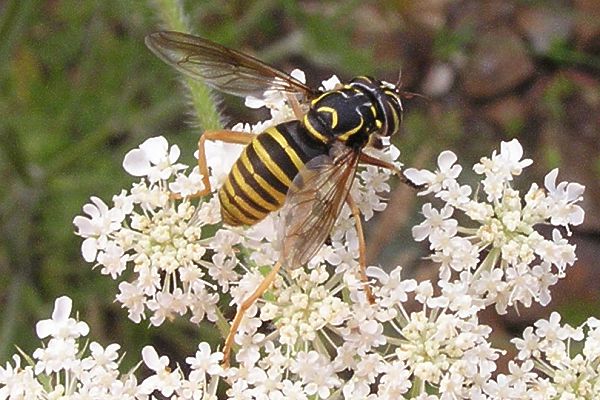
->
[[222, 260, 283, 368]]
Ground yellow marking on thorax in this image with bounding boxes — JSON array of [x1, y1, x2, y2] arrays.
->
[[391, 106, 400, 132], [302, 115, 329, 143], [370, 105, 377, 117], [337, 117, 364, 142], [317, 106, 338, 129]]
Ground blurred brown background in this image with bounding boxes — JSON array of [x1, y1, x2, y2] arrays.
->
[[1, 0, 598, 372]]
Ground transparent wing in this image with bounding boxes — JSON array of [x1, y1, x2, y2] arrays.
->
[[145, 31, 316, 100], [280, 143, 360, 269]]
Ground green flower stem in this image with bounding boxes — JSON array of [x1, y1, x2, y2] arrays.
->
[[476, 247, 500, 278], [151, 0, 222, 131], [214, 305, 233, 343]]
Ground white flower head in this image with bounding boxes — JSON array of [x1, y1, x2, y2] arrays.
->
[[2, 296, 150, 399], [36, 296, 89, 340], [544, 168, 585, 228], [73, 196, 124, 262], [123, 136, 185, 182], [404, 150, 461, 195], [504, 315, 600, 398], [411, 139, 583, 312], [140, 346, 183, 397]]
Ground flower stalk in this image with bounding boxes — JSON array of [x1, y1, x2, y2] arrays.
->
[[151, 0, 222, 130]]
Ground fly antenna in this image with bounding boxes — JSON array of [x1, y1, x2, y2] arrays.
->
[[395, 70, 403, 89], [395, 69, 429, 102], [400, 90, 430, 102]]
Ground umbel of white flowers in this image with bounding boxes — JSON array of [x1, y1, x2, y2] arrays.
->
[[4, 70, 586, 399], [2, 296, 598, 398]]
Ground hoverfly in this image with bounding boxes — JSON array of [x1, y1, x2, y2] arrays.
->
[[145, 31, 418, 366]]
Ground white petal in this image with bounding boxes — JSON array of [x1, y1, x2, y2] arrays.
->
[[290, 69, 306, 83], [412, 224, 430, 241], [168, 145, 181, 163], [447, 164, 463, 179], [366, 266, 389, 283], [244, 96, 265, 109], [73, 216, 94, 236], [140, 136, 168, 159], [440, 205, 455, 218], [437, 150, 457, 171], [544, 168, 559, 193], [569, 205, 585, 226], [75, 321, 90, 336], [82, 202, 100, 219], [320, 75, 341, 91], [123, 149, 150, 176], [81, 237, 99, 262], [142, 346, 161, 370], [421, 203, 434, 217], [90, 196, 108, 214], [566, 182, 585, 201], [36, 319, 54, 339], [388, 144, 400, 162], [403, 168, 434, 185], [52, 296, 73, 321], [501, 139, 523, 160]]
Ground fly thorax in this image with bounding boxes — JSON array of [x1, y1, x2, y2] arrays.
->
[[304, 89, 377, 148]]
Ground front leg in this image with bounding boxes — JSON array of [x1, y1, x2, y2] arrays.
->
[[358, 152, 424, 190]]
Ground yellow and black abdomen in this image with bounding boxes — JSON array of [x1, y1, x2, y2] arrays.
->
[[218, 120, 328, 226]]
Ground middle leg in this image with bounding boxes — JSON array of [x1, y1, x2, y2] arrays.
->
[[346, 195, 375, 304]]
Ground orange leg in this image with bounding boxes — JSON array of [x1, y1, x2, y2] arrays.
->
[[358, 152, 424, 190], [192, 129, 278, 369], [222, 260, 283, 368], [285, 94, 306, 120], [346, 195, 375, 304], [190, 130, 255, 198]]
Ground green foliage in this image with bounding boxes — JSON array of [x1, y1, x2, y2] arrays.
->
[[0, 0, 194, 363], [546, 38, 600, 70]]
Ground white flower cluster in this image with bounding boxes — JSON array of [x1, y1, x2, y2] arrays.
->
[[73, 136, 227, 326], [49, 65, 594, 400], [212, 263, 500, 399], [72, 72, 398, 330], [405, 140, 584, 313], [486, 313, 600, 399], [0, 297, 144, 399], [138, 343, 223, 399], [5, 293, 598, 399]]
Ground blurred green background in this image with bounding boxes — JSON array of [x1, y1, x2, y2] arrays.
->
[[1, 0, 599, 371]]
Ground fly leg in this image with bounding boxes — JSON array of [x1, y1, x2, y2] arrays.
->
[[182, 130, 255, 199], [358, 152, 424, 190], [222, 260, 283, 368], [345, 195, 375, 304]]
